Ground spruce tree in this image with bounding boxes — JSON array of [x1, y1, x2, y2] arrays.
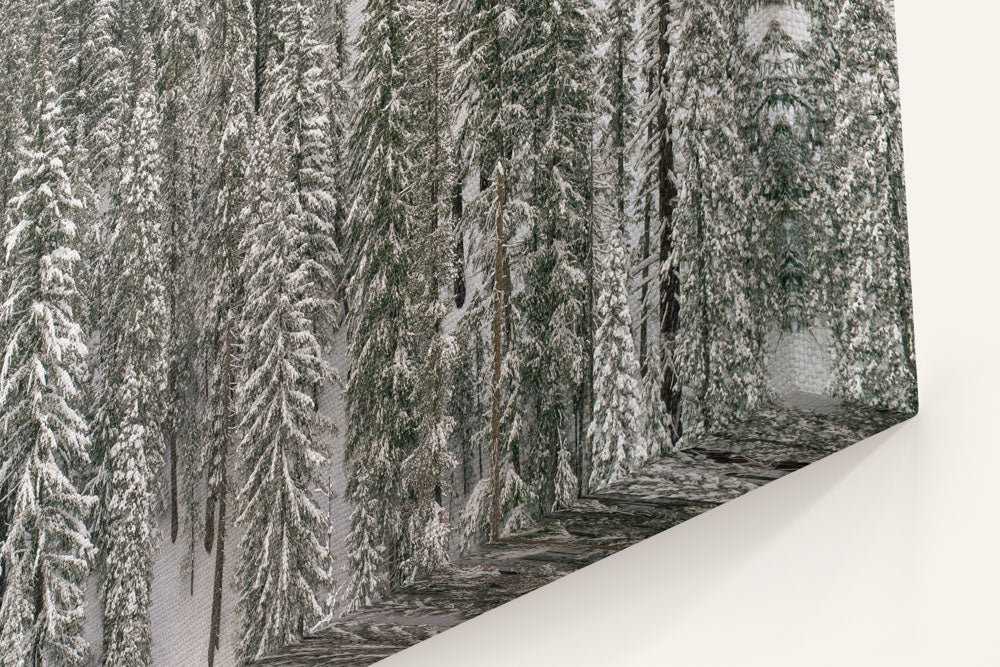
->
[[197, 1, 255, 662], [234, 120, 331, 663], [829, 0, 916, 412], [156, 0, 200, 546], [588, 222, 649, 490], [452, 0, 536, 539], [0, 0, 30, 221], [263, 0, 342, 346], [342, 0, 415, 612], [400, 0, 459, 581], [669, 0, 764, 438], [0, 5, 95, 663], [515, 0, 596, 510], [458, 163, 535, 550], [94, 32, 167, 667], [635, 0, 682, 443]]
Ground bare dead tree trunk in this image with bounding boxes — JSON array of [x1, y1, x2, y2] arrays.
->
[[490, 163, 506, 542]]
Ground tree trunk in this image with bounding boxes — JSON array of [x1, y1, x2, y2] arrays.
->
[[207, 325, 233, 667], [582, 144, 596, 495], [203, 491, 215, 553], [657, 0, 682, 441], [490, 164, 506, 542], [640, 201, 650, 374]]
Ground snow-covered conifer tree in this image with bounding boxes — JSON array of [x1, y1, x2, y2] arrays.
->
[[234, 121, 331, 663], [668, 0, 765, 438], [156, 0, 201, 546], [829, 0, 916, 412], [458, 164, 536, 550], [263, 0, 342, 346], [0, 5, 95, 662], [400, 0, 459, 581], [0, 0, 30, 221], [452, 0, 536, 535], [342, 0, 415, 612], [635, 0, 682, 442], [93, 32, 168, 667], [197, 1, 255, 662], [516, 0, 597, 509], [600, 0, 638, 228], [588, 222, 649, 490]]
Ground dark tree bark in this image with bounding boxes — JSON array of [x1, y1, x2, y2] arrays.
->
[[657, 0, 682, 440], [168, 211, 179, 543], [489, 166, 506, 542], [207, 326, 234, 667]]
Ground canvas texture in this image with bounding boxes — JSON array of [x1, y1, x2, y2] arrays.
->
[[0, 0, 915, 665]]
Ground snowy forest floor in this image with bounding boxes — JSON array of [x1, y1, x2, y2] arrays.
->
[[254, 395, 911, 666]]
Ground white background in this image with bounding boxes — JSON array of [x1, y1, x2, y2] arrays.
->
[[381, 2, 1000, 665]]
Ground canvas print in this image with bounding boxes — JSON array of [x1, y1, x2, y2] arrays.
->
[[0, 0, 916, 664]]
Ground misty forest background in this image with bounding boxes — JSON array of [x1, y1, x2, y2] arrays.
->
[[0, 0, 915, 664]]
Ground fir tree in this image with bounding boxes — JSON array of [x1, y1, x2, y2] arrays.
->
[[635, 0, 682, 443], [234, 121, 331, 663], [314, 0, 353, 323], [588, 222, 649, 490], [197, 1, 255, 662], [0, 5, 95, 663], [668, 0, 766, 439], [0, 0, 30, 221], [156, 0, 201, 546], [342, 0, 415, 612], [516, 0, 597, 509], [829, 0, 916, 412], [263, 0, 342, 347], [400, 0, 459, 581], [452, 0, 536, 539], [93, 31, 168, 667], [458, 164, 535, 550]]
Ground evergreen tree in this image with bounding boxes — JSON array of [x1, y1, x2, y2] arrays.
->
[[588, 222, 649, 490], [452, 0, 536, 540], [0, 5, 95, 663], [263, 0, 342, 346], [400, 0, 459, 581], [599, 0, 637, 231], [100, 373, 156, 666], [197, 1, 255, 662], [670, 0, 764, 439], [635, 0, 682, 443], [0, 0, 30, 221], [156, 0, 200, 546], [94, 31, 168, 667], [342, 0, 415, 612], [516, 0, 596, 509], [458, 164, 536, 550], [0, 1, 30, 606], [234, 121, 331, 663], [314, 0, 353, 321], [829, 0, 916, 412]]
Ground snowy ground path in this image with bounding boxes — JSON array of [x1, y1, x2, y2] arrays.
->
[[254, 397, 909, 666]]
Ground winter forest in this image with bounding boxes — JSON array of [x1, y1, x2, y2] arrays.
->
[[0, 0, 915, 664]]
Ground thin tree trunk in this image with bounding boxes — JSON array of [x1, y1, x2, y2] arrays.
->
[[583, 143, 596, 495], [489, 165, 506, 542], [207, 324, 233, 667], [657, 0, 682, 441], [639, 201, 650, 374], [168, 242, 179, 542], [203, 490, 215, 553]]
